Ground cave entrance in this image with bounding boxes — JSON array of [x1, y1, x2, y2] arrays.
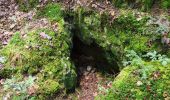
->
[[71, 35, 120, 75], [70, 34, 120, 99]]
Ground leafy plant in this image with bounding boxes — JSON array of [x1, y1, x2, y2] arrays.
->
[[3, 76, 36, 93], [123, 50, 143, 66], [146, 16, 169, 34], [144, 51, 170, 66], [157, 54, 170, 66], [144, 51, 158, 61]]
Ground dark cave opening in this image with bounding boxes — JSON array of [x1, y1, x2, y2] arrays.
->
[[70, 34, 120, 88]]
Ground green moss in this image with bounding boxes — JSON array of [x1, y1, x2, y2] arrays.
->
[[112, 0, 154, 11], [38, 79, 60, 95], [37, 3, 63, 21], [28, 66, 38, 74], [16, 0, 38, 12], [97, 61, 170, 99], [0, 67, 17, 78], [0, 6, 76, 98], [161, 0, 170, 9], [72, 9, 161, 68], [1, 3, 169, 99]]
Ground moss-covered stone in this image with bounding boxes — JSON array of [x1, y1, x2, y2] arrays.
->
[[38, 79, 60, 95], [71, 8, 162, 70], [0, 3, 77, 99], [97, 59, 170, 99]]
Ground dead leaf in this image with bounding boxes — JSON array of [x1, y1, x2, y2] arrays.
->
[[27, 84, 39, 95]]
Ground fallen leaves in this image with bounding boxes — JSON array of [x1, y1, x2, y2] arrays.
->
[[27, 84, 39, 95], [163, 91, 170, 100], [152, 71, 161, 80]]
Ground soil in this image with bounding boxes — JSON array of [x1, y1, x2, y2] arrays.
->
[[73, 55, 114, 100]]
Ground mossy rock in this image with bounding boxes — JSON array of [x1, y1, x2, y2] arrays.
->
[[38, 79, 60, 95], [0, 4, 77, 99], [97, 61, 170, 99], [72, 8, 162, 69], [0, 2, 169, 99]]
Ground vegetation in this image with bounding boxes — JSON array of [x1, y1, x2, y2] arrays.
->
[[16, 0, 39, 12], [1, 0, 170, 99], [112, 0, 170, 10], [97, 51, 170, 99]]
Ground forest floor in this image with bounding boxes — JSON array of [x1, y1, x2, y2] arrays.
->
[[69, 53, 115, 100], [0, 0, 117, 47]]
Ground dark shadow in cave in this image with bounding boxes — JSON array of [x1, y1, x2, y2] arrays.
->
[[70, 34, 120, 87]]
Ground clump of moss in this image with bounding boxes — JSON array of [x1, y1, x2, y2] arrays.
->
[[16, 0, 38, 12], [161, 0, 170, 9], [112, 0, 154, 11], [38, 79, 60, 95], [37, 3, 63, 22], [97, 52, 170, 99], [0, 68, 17, 78]]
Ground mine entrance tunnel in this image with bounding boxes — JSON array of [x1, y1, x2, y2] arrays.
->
[[70, 34, 120, 82]]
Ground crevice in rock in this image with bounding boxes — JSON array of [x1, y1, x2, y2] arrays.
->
[[70, 33, 120, 99], [71, 34, 119, 75]]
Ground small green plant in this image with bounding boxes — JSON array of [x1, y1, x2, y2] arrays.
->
[[3, 76, 36, 93], [147, 17, 169, 34], [123, 50, 170, 66], [123, 50, 143, 66], [144, 51, 170, 66], [161, 0, 170, 9], [2, 76, 36, 99], [144, 51, 158, 61]]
